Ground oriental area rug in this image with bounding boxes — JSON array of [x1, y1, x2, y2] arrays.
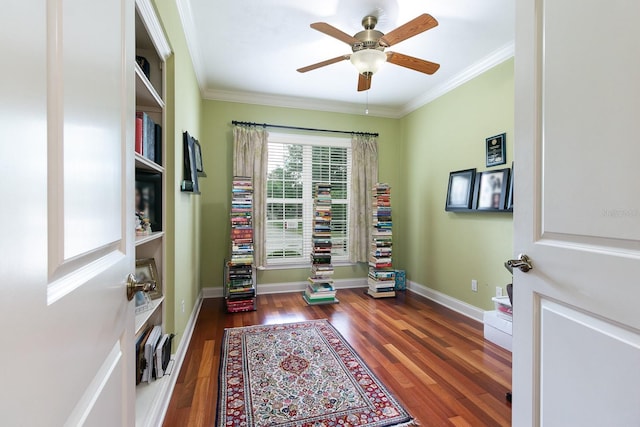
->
[[217, 320, 414, 427]]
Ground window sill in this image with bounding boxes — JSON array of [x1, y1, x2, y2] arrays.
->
[[258, 261, 360, 271]]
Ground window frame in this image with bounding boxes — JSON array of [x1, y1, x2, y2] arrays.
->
[[265, 133, 352, 267]]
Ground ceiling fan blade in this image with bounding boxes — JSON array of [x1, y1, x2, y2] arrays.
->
[[297, 55, 351, 73], [310, 22, 360, 45], [387, 51, 440, 75], [379, 14, 438, 47], [357, 74, 372, 91]]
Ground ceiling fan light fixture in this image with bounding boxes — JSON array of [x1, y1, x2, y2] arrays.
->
[[350, 49, 387, 76]]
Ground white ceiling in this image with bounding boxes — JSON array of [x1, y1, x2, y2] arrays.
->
[[176, 0, 514, 118]]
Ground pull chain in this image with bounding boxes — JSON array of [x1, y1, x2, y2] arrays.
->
[[365, 91, 369, 115]]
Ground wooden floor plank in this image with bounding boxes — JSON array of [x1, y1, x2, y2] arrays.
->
[[162, 289, 512, 427]]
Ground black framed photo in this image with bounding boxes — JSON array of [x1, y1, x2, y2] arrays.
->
[[445, 169, 476, 211], [181, 131, 200, 193], [135, 171, 162, 231], [486, 133, 506, 167], [507, 162, 514, 210], [474, 168, 510, 210], [193, 139, 206, 177]]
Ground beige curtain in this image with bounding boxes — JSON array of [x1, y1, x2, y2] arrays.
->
[[233, 126, 269, 268], [349, 134, 378, 263]]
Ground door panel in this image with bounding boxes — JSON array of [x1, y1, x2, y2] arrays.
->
[[540, 300, 640, 427], [61, 0, 124, 259], [514, 0, 640, 425], [541, 0, 640, 243], [1, 0, 135, 425]]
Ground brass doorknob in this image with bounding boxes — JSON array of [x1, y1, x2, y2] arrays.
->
[[505, 254, 533, 273], [126, 273, 156, 301]]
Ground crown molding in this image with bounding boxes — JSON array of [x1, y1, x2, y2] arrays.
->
[[203, 88, 403, 119], [202, 42, 514, 119], [175, 0, 206, 92], [176, 1, 514, 120], [399, 41, 515, 116], [135, 0, 171, 60]]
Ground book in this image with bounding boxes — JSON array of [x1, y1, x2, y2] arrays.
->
[[142, 325, 162, 383], [367, 289, 396, 298], [135, 117, 143, 155], [154, 123, 162, 165], [303, 293, 338, 305], [136, 112, 156, 162]]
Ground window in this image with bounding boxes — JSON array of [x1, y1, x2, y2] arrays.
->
[[266, 133, 351, 265]]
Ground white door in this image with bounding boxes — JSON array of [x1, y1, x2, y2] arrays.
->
[[1, 0, 136, 425], [513, 0, 640, 425]]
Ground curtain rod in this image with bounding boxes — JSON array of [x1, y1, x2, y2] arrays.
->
[[231, 120, 379, 137]]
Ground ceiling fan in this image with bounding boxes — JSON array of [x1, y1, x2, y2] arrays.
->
[[297, 14, 440, 91]]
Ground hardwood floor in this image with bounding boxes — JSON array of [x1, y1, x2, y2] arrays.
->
[[162, 289, 512, 427]]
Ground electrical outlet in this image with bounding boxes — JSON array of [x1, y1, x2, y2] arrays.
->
[[471, 279, 478, 292], [496, 286, 503, 297], [181, 299, 185, 313]]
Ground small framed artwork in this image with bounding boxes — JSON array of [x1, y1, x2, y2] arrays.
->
[[135, 258, 162, 300], [474, 168, 510, 210], [181, 131, 200, 193], [193, 139, 206, 177], [486, 133, 506, 167], [445, 169, 476, 211], [506, 162, 514, 210], [135, 171, 162, 232]]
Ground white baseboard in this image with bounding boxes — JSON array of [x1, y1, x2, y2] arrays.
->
[[201, 279, 483, 323], [407, 280, 484, 323], [201, 277, 367, 298], [154, 292, 204, 426], [201, 286, 225, 298]]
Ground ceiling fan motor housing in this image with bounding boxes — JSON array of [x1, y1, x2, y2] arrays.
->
[[352, 16, 385, 52]]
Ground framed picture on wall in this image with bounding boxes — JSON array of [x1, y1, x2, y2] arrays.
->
[[181, 131, 200, 193], [486, 133, 506, 167], [445, 169, 476, 211], [506, 162, 514, 210], [474, 168, 510, 210], [193, 139, 206, 177]]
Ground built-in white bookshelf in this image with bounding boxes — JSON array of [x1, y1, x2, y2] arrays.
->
[[133, 1, 172, 426]]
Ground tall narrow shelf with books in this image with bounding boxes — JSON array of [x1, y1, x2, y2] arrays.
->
[[304, 183, 339, 305], [225, 177, 257, 312], [133, 1, 173, 426], [368, 184, 396, 298]]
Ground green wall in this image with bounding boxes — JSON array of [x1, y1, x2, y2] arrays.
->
[[199, 101, 401, 288], [398, 59, 514, 310], [148, 0, 514, 329], [153, 0, 202, 345]]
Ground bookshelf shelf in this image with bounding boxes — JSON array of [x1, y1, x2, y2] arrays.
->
[[135, 296, 164, 335], [304, 183, 338, 305], [135, 63, 164, 110], [135, 372, 171, 427], [225, 176, 257, 312], [135, 153, 164, 173], [368, 184, 396, 299], [135, 231, 164, 247]]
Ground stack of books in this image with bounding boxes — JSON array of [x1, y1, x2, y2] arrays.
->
[[304, 183, 338, 305], [368, 183, 396, 298], [226, 176, 256, 312]]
